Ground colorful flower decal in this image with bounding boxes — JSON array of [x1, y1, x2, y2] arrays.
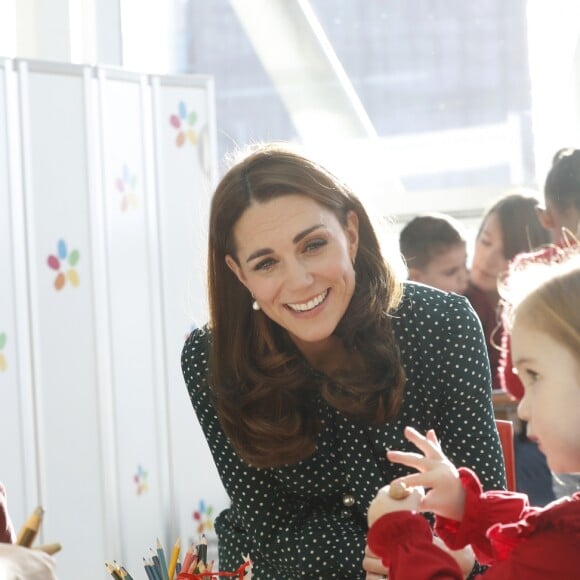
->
[[115, 164, 138, 212], [0, 332, 6, 372], [46, 239, 80, 291], [169, 101, 198, 147], [134, 464, 149, 495], [192, 499, 214, 535]]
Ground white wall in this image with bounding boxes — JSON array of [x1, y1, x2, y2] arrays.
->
[[0, 58, 225, 579]]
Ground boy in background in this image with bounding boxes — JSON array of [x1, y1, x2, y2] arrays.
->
[[399, 213, 469, 294]]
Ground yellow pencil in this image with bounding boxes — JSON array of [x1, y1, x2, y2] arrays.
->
[[105, 561, 123, 580], [167, 537, 181, 579], [34, 542, 62, 555], [16, 506, 44, 547]]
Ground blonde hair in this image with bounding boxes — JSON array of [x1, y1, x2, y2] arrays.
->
[[501, 245, 580, 358]]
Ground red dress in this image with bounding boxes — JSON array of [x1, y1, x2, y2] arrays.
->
[[367, 468, 580, 579]]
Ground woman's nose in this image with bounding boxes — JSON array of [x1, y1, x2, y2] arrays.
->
[[284, 260, 313, 289]]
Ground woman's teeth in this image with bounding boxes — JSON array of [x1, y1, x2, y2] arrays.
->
[[287, 290, 328, 312]]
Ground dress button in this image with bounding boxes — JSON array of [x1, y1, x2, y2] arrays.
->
[[342, 494, 355, 507]]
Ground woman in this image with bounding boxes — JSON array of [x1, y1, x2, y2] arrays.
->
[[466, 193, 549, 389], [181, 143, 505, 578]]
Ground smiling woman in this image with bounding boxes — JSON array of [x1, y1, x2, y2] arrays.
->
[[181, 142, 506, 578]]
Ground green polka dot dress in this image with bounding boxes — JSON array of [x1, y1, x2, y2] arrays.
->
[[181, 283, 506, 579]]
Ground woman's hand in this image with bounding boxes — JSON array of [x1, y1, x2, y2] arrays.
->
[[365, 483, 424, 578], [367, 483, 424, 527], [363, 544, 388, 580], [386, 426, 466, 521]]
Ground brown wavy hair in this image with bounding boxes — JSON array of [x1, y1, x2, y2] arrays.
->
[[207, 143, 405, 467]]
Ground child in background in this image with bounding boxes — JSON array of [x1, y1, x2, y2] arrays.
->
[[465, 192, 550, 390], [399, 213, 469, 294], [498, 148, 580, 500], [500, 149, 580, 400], [366, 248, 580, 579]]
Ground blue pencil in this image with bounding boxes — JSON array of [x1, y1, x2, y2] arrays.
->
[[156, 538, 170, 580], [143, 558, 155, 580], [150, 549, 163, 580]]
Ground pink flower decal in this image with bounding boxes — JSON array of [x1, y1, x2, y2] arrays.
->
[[115, 164, 138, 212], [192, 499, 214, 534], [46, 239, 80, 291], [169, 101, 198, 147], [134, 464, 149, 495]]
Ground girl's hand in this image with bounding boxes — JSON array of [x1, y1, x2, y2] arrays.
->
[[387, 426, 466, 521]]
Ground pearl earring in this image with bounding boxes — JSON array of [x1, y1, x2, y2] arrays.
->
[[252, 300, 260, 311]]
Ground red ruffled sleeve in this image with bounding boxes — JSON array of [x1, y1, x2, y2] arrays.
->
[[368, 511, 463, 579], [435, 468, 532, 565]]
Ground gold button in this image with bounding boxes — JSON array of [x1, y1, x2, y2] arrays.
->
[[342, 494, 355, 507]]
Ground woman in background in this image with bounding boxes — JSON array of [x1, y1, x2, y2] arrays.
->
[[181, 143, 505, 578]]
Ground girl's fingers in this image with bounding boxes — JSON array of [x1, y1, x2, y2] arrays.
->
[[425, 429, 443, 451], [390, 472, 435, 490], [403, 426, 444, 459], [387, 450, 425, 466]]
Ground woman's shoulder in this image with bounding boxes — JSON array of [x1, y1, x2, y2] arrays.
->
[[181, 325, 212, 388], [396, 281, 476, 322]]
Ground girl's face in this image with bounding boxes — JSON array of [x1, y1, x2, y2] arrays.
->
[[470, 212, 509, 293], [512, 316, 580, 473], [225, 194, 359, 358]]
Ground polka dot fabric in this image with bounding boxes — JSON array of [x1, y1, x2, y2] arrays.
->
[[181, 283, 506, 579]]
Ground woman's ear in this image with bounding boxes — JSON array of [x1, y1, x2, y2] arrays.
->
[[225, 255, 248, 289], [345, 210, 360, 261]]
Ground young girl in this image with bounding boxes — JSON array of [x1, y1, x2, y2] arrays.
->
[[465, 192, 549, 389], [367, 248, 580, 578]]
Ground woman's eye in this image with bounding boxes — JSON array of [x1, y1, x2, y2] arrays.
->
[[479, 238, 492, 247], [254, 258, 276, 271], [304, 239, 327, 253]]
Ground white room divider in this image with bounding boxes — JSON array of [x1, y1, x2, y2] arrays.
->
[[0, 58, 226, 579]]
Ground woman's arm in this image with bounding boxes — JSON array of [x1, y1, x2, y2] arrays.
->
[[432, 294, 507, 492]]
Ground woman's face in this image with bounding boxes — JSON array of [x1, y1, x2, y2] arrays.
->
[[513, 315, 580, 473], [470, 212, 509, 292], [225, 194, 359, 355]]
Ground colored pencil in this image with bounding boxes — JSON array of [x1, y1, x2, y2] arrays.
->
[[167, 537, 181, 579], [33, 542, 62, 555], [105, 561, 122, 580], [156, 538, 170, 580], [181, 543, 197, 573], [16, 506, 44, 547]]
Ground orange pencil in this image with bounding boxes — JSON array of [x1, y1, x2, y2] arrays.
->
[[182, 544, 197, 573]]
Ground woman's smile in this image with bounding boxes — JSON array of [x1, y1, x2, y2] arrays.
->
[[286, 289, 329, 313]]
